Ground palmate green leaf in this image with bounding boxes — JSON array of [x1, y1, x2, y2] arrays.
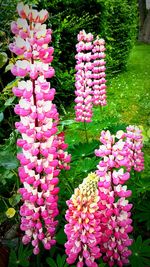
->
[[130, 236, 150, 267], [65, 132, 81, 145], [0, 150, 19, 169], [0, 168, 15, 186], [68, 140, 99, 161], [56, 227, 67, 245], [8, 249, 18, 267], [57, 254, 62, 267], [135, 178, 150, 194], [134, 201, 150, 230], [76, 157, 99, 175], [56, 254, 68, 267], [46, 257, 57, 267], [61, 255, 67, 267], [18, 243, 32, 267], [47, 255, 69, 267], [9, 193, 21, 207]]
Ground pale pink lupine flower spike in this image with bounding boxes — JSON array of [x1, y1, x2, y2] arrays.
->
[[74, 30, 94, 123], [92, 36, 107, 106], [10, 2, 70, 254], [125, 125, 144, 172], [65, 173, 102, 267]]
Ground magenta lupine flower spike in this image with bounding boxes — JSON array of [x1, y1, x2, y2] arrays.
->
[[125, 125, 144, 172], [56, 132, 71, 170], [92, 37, 107, 106], [95, 129, 137, 266], [74, 30, 94, 122], [65, 173, 102, 267], [10, 2, 70, 254]]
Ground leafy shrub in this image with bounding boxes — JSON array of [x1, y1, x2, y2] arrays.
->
[[99, 0, 138, 72]]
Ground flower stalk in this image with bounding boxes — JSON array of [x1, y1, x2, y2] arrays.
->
[[10, 2, 70, 254]]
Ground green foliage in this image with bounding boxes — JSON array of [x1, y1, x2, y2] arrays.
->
[[0, 112, 4, 122], [0, 0, 19, 40], [0, 131, 19, 190], [68, 140, 99, 160], [0, 151, 19, 170], [134, 200, 150, 231], [9, 193, 21, 207], [130, 236, 150, 267], [99, 0, 137, 71], [0, 52, 8, 68], [8, 243, 32, 267], [46, 254, 69, 267], [56, 228, 67, 245]]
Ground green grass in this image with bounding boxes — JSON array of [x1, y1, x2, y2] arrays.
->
[[107, 43, 150, 127]]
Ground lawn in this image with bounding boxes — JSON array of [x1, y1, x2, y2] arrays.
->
[[107, 43, 150, 127]]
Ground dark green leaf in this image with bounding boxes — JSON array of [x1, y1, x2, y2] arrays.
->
[[9, 193, 21, 207], [56, 254, 62, 267], [4, 96, 16, 107], [0, 52, 8, 68], [0, 151, 18, 169], [69, 141, 99, 161], [61, 255, 67, 267], [0, 112, 4, 122], [130, 236, 150, 267], [18, 243, 32, 267], [8, 249, 18, 267], [76, 157, 99, 174], [46, 257, 57, 267], [0, 212, 7, 223], [56, 228, 66, 245]]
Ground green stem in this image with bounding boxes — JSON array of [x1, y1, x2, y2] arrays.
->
[[11, 170, 20, 190], [99, 105, 103, 114], [36, 253, 41, 267], [2, 198, 9, 208], [84, 121, 89, 143], [61, 172, 73, 194], [0, 77, 4, 89], [65, 176, 74, 191]]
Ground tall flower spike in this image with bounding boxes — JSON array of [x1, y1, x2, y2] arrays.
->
[[65, 173, 102, 267], [10, 3, 70, 254], [74, 30, 94, 122], [92, 37, 107, 106], [125, 125, 144, 172], [95, 129, 136, 266]]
